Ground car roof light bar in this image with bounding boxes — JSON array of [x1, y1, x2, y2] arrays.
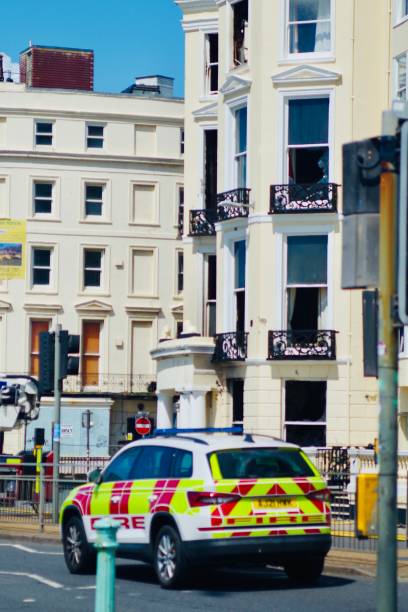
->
[[153, 426, 244, 436]]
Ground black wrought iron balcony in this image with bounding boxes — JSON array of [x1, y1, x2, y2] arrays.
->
[[212, 331, 248, 362], [270, 183, 338, 214], [189, 209, 217, 236], [217, 188, 251, 221], [268, 330, 336, 360]]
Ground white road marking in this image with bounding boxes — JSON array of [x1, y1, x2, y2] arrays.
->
[[0, 571, 63, 589], [22, 600, 36, 603], [0, 543, 62, 556], [76, 585, 96, 590]]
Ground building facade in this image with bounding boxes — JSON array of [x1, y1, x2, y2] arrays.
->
[[153, 0, 408, 450], [0, 67, 184, 455]]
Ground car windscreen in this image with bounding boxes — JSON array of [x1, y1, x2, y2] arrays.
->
[[208, 448, 315, 479]]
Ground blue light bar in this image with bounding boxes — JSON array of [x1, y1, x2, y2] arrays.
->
[[153, 426, 243, 436]]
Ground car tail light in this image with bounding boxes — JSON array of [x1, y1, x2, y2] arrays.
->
[[187, 491, 241, 507], [308, 488, 331, 502]]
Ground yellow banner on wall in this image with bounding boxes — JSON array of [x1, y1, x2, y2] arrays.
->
[[0, 219, 26, 280]]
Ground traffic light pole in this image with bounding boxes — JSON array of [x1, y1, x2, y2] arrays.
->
[[377, 166, 398, 611], [52, 324, 62, 523]]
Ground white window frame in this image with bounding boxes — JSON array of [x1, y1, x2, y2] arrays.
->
[[80, 246, 109, 294], [204, 253, 217, 337], [175, 183, 184, 231], [0, 175, 10, 218], [80, 318, 104, 390], [395, 0, 408, 24], [80, 179, 111, 223], [86, 123, 105, 150], [204, 32, 219, 96], [29, 244, 56, 292], [395, 52, 408, 100], [231, 0, 249, 68], [221, 225, 248, 332], [33, 180, 54, 216], [176, 249, 184, 296], [34, 120, 54, 147], [272, 224, 334, 331], [284, 0, 333, 61], [282, 380, 327, 443], [278, 89, 334, 184], [224, 95, 249, 191]]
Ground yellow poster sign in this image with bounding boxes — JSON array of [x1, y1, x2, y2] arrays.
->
[[0, 219, 26, 280]]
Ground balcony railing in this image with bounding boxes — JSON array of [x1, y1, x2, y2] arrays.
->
[[212, 331, 248, 362], [270, 183, 338, 214], [217, 188, 251, 221], [189, 209, 217, 236], [63, 374, 157, 394], [268, 330, 336, 360]]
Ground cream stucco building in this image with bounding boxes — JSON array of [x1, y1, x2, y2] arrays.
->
[[153, 0, 408, 449], [0, 73, 184, 455]]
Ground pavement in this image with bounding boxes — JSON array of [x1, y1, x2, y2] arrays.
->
[[1, 521, 408, 580]]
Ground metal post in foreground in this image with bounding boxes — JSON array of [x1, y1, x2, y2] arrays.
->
[[38, 464, 45, 532], [94, 518, 120, 612], [377, 165, 398, 612], [52, 323, 62, 523]]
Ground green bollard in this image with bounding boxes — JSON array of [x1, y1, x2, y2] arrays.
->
[[94, 518, 121, 612]]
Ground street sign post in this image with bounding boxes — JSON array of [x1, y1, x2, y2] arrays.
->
[[135, 416, 151, 437], [398, 119, 408, 324]]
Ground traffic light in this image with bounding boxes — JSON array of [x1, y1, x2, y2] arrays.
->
[[39, 331, 55, 394], [59, 331, 80, 378]]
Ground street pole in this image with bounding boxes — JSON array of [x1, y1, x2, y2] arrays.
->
[[52, 323, 61, 523], [377, 164, 398, 611]]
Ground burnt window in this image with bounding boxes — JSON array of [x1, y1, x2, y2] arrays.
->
[[204, 129, 218, 209], [228, 378, 244, 425], [233, 0, 249, 66], [206, 33, 219, 94], [285, 380, 326, 447]]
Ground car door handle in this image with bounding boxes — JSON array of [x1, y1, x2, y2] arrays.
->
[[111, 495, 121, 503], [148, 495, 158, 502]]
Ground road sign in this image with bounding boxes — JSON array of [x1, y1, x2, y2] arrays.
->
[[135, 416, 151, 437], [398, 120, 408, 324]]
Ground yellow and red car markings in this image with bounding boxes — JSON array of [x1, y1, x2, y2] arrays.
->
[[210, 525, 330, 539], [150, 479, 181, 513]]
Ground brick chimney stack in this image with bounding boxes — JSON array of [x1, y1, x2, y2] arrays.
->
[[20, 45, 94, 90]]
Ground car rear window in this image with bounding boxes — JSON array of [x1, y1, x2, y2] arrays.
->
[[209, 448, 315, 479]]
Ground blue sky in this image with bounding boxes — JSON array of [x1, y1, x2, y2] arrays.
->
[[0, 0, 185, 96]]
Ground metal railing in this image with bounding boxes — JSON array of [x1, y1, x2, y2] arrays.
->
[[62, 373, 156, 394], [270, 183, 338, 214], [189, 209, 217, 236], [268, 329, 337, 360], [212, 331, 248, 362], [217, 188, 251, 221]]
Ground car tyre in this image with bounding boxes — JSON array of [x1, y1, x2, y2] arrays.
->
[[284, 555, 325, 584], [63, 515, 96, 575], [154, 525, 189, 589]]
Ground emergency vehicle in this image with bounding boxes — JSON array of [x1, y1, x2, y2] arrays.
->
[[60, 429, 331, 588]]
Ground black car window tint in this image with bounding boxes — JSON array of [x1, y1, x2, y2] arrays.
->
[[102, 447, 142, 483], [172, 449, 193, 478], [131, 446, 173, 479]]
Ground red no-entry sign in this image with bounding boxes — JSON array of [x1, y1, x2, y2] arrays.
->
[[135, 416, 151, 437]]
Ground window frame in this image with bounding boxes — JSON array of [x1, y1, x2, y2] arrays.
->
[[234, 106, 248, 189], [285, 0, 333, 59], [396, 0, 408, 23], [86, 123, 105, 150], [83, 248, 104, 290], [29, 319, 51, 376], [30, 245, 53, 290], [395, 52, 408, 100], [34, 120, 54, 147], [176, 249, 184, 295], [129, 181, 159, 226], [279, 90, 334, 184], [205, 32, 219, 95], [204, 253, 217, 337], [283, 380, 327, 447], [81, 319, 102, 389], [129, 246, 158, 298], [33, 180, 54, 216]]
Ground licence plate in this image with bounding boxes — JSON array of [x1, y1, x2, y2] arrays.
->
[[253, 498, 295, 510]]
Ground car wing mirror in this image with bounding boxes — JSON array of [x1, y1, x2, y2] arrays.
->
[[87, 467, 102, 484]]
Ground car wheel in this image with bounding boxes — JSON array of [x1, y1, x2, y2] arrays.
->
[[284, 556, 325, 584], [154, 525, 189, 589], [63, 515, 96, 575]]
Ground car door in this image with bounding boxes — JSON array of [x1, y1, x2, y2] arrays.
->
[[85, 446, 143, 543]]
